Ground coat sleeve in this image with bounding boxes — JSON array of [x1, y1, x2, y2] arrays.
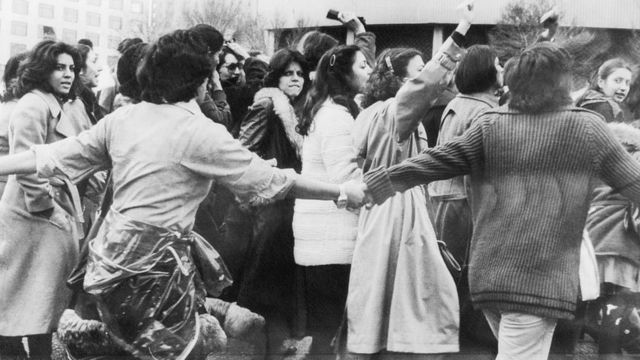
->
[[34, 116, 111, 184], [365, 116, 486, 204], [238, 99, 271, 153], [395, 36, 465, 143], [354, 31, 376, 67], [591, 118, 640, 201], [199, 91, 232, 128], [9, 97, 54, 212], [180, 120, 297, 205]]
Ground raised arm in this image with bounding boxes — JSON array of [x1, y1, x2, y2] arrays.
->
[[395, 2, 474, 142]]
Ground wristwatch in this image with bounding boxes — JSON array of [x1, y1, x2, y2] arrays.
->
[[336, 184, 348, 209]]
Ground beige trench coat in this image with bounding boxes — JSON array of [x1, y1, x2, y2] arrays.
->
[[0, 90, 86, 335]]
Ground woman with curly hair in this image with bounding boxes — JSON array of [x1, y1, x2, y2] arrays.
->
[[576, 58, 633, 123], [0, 40, 83, 359], [360, 41, 640, 359], [0, 30, 366, 360], [346, 9, 472, 357]]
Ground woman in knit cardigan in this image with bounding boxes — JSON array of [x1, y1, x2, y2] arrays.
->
[[361, 42, 640, 359]]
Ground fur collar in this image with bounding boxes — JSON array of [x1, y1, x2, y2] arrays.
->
[[254, 87, 303, 153]]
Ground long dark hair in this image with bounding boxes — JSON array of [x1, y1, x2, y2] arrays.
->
[[16, 40, 82, 99], [455, 45, 499, 95], [264, 48, 310, 101], [1, 52, 29, 102], [506, 42, 573, 113], [361, 47, 422, 109], [298, 45, 361, 136], [137, 30, 211, 104]]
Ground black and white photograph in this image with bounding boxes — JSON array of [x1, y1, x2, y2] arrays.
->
[[1, 0, 640, 359]]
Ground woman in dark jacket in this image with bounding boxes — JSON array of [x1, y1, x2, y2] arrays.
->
[[229, 48, 309, 356], [576, 58, 633, 123]]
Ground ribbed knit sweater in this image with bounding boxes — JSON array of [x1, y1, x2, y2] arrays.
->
[[364, 105, 640, 319]]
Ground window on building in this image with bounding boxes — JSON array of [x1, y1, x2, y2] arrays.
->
[[109, 16, 122, 30], [108, 36, 121, 50], [11, 21, 27, 36], [88, 0, 101, 5], [64, 8, 78, 23], [12, 0, 28, 15], [62, 29, 77, 44], [86, 12, 101, 27], [10, 43, 28, 56], [85, 32, 101, 47], [38, 3, 54, 18], [109, 0, 123, 10], [130, 20, 144, 33], [131, 0, 143, 13]]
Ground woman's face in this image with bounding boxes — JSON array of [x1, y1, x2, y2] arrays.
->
[[278, 61, 305, 99], [403, 55, 425, 80], [350, 51, 372, 92], [80, 50, 101, 88], [48, 53, 75, 96], [598, 67, 632, 103]]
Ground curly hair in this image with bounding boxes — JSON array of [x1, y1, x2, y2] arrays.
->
[[137, 30, 212, 104], [361, 48, 422, 109], [506, 42, 573, 113], [263, 48, 310, 100], [455, 45, 499, 94], [16, 40, 82, 99], [298, 45, 361, 136], [1, 51, 29, 102]]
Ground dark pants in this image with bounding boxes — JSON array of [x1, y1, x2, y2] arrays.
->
[[300, 264, 351, 358], [0, 334, 51, 359], [434, 198, 497, 352]]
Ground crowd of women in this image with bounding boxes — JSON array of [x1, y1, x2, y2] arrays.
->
[[1, 2, 640, 360]]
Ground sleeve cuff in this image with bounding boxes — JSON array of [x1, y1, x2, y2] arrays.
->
[[433, 37, 465, 71], [363, 167, 395, 204]]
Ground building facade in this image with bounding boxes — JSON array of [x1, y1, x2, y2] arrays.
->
[[0, 0, 148, 74]]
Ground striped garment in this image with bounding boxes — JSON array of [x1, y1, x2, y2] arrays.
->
[[365, 105, 640, 319]]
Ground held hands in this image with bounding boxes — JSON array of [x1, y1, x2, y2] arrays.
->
[[339, 180, 373, 210]]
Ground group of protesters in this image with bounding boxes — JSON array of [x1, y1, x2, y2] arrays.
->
[[1, 1, 640, 360]]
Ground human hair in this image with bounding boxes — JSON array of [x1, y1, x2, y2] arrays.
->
[[505, 42, 573, 113], [76, 44, 92, 71], [16, 40, 82, 99], [117, 37, 143, 54], [118, 42, 147, 100], [455, 45, 499, 94], [137, 30, 211, 104], [216, 46, 242, 71], [190, 24, 224, 54], [298, 45, 361, 136], [296, 30, 339, 71], [591, 57, 633, 90], [361, 47, 422, 109], [78, 38, 94, 49], [263, 48, 310, 98], [1, 52, 29, 102]]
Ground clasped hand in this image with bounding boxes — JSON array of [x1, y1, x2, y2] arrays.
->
[[340, 179, 374, 209]]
